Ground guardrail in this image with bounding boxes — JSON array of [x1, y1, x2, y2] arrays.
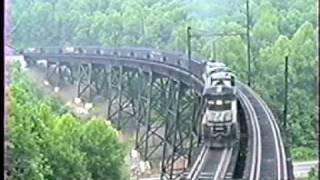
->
[[293, 161, 318, 178]]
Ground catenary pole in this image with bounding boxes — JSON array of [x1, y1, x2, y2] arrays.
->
[[284, 56, 288, 130], [246, 0, 251, 86], [187, 26, 192, 70]]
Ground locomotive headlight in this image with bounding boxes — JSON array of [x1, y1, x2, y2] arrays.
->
[[65, 47, 74, 52], [216, 100, 223, 105]]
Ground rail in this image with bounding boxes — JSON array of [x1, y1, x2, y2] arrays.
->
[[238, 82, 288, 179], [238, 87, 262, 180]]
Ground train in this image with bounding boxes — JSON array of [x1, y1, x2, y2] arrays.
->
[[201, 61, 239, 148], [24, 47, 239, 149]]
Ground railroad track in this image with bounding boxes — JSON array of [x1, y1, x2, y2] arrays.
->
[[245, 84, 288, 179], [238, 82, 288, 180], [238, 89, 262, 180], [186, 145, 234, 180]]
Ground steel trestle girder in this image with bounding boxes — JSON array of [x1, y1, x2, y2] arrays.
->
[[24, 54, 204, 179]]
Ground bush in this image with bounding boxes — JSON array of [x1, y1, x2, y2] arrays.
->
[[9, 61, 129, 179], [291, 147, 317, 161], [308, 167, 319, 180]]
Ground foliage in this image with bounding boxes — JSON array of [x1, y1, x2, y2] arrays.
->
[[308, 167, 319, 180], [9, 61, 129, 179], [291, 147, 317, 161], [11, 0, 317, 161]]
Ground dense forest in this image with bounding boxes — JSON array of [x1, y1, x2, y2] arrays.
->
[[11, 0, 317, 161], [8, 62, 129, 179]]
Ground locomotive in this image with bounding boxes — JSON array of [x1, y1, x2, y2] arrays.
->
[[201, 61, 239, 148]]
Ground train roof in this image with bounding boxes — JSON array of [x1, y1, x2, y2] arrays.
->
[[210, 71, 235, 79], [206, 61, 226, 67]]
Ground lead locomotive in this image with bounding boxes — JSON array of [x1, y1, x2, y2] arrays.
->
[[202, 61, 239, 148]]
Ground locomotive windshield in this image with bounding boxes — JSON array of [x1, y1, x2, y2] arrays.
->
[[207, 100, 231, 111]]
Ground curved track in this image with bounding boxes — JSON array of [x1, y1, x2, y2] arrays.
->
[[238, 82, 288, 180], [19, 47, 291, 179], [238, 88, 262, 180]]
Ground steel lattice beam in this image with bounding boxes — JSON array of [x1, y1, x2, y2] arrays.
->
[[26, 56, 204, 180]]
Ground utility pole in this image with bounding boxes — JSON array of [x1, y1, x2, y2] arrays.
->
[[246, 0, 251, 86], [187, 26, 192, 70], [284, 56, 288, 130], [283, 55, 295, 180]]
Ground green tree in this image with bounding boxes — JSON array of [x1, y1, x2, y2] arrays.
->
[[9, 62, 128, 179]]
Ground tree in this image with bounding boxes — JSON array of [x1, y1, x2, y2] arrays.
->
[[9, 62, 129, 179]]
